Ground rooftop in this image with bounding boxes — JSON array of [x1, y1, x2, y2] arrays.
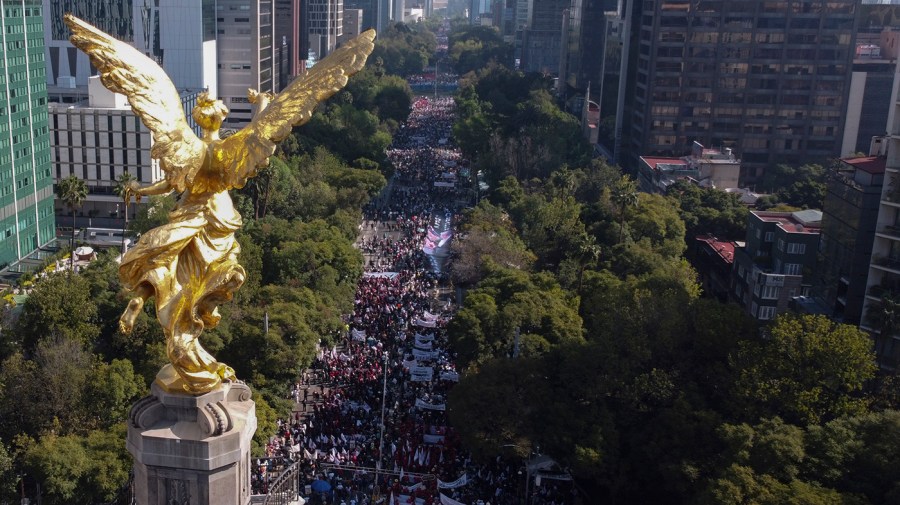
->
[[752, 210, 822, 234], [641, 156, 688, 171], [696, 235, 735, 264], [841, 155, 886, 175]]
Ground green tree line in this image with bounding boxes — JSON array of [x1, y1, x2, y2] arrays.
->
[[444, 23, 899, 505], [0, 44, 412, 504]]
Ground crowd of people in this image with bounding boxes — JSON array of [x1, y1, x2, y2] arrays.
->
[[250, 96, 577, 505]]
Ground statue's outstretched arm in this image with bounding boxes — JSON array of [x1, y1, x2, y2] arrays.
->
[[131, 179, 173, 198]]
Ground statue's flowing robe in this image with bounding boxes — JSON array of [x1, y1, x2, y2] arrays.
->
[[119, 143, 253, 392]]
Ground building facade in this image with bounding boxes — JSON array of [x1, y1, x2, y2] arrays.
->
[[0, 0, 56, 269], [344, 0, 376, 31], [813, 156, 883, 324], [622, 0, 857, 183], [217, 0, 276, 127], [42, 0, 217, 94], [275, 0, 303, 81], [340, 8, 363, 44], [308, 0, 343, 59], [520, 0, 567, 74], [48, 76, 203, 227], [861, 80, 900, 367], [731, 210, 821, 321], [637, 142, 741, 194]]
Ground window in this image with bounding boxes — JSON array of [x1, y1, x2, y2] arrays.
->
[[777, 238, 785, 251], [758, 306, 776, 320], [756, 228, 761, 239], [764, 231, 774, 242], [761, 285, 780, 300], [784, 263, 802, 275], [787, 243, 806, 254]]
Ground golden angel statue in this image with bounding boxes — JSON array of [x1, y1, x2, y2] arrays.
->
[[65, 14, 375, 394]]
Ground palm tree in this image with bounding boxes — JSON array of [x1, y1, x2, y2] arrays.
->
[[576, 233, 601, 291], [113, 171, 136, 253], [56, 174, 88, 270], [611, 176, 639, 244]]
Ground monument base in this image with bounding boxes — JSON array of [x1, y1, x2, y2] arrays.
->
[[127, 376, 257, 505]]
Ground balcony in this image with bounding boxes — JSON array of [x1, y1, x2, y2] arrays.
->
[[867, 283, 900, 301], [872, 255, 900, 273], [879, 224, 900, 240]]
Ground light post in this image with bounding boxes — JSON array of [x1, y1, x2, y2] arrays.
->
[[434, 59, 439, 99], [376, 351, 389, 497]]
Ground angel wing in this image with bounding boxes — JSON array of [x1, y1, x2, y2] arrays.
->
[[65, 14, 204, 191], [217, 29, 376, 187]]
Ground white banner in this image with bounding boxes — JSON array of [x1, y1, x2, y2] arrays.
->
[[439, 494, 466, 505], [439, 371, 459, 382], [423, 434, 445, 444], [437, 474, 468, 489], [423, 311, 440, 321], [351, 329, 366, 341], [415, 398, 446, 411], [415, 333, 435, 342], [433, 181, 455, 188], [410, 366, 433, 382], [414, 339, 433, 350], [414, 318, 438, 328], [412, 348, 438, 360]]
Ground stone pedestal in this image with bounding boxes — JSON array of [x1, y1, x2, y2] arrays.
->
[[127, 380, 257, 505]]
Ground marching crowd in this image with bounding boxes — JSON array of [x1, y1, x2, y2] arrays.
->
[[250, 97, 577, 505]]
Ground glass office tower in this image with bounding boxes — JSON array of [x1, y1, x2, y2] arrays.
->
[[0, 0, 55, 268]]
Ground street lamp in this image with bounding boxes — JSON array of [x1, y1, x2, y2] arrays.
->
[[434, 59, 439, 99], [375, 351, 389, 497]]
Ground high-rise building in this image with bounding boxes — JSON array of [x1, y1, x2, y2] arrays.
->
[[812, 156, 883, 324], [340, 8, 363, 44], [375, 0, 390, 34], [520, 0, 568, 74], [860, 72, 900, 368], [0, 0, 56, 268], [559, 0, 618, 96], [275, 0, 303, 84], [48, 77, 203, 227], [42, 0, 218, 95], [344, 0, 376, 31], [217, 0, 277, 126], [307, 0, 342, 59], [620, 0, 858, 184]]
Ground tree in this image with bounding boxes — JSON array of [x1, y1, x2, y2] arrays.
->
[[19, 424, 132, 505], [0, 439, 15, 502], [667, 180, 748, 242], [805, 410, 900, 502], [447, 357, 547, 461], [56, 174, 88, 270], [450, 201, 535, 286], [576, 233, 601, 291], [128, 194, 176, 235], [758, 163, 828, 210], [15, 272, 99, 349], [447, 265, 583, 367], [113, 171, 136, 253], [611, 176, 639, 243], [448, 25, 513, 73], [731, 314, 877, 425]]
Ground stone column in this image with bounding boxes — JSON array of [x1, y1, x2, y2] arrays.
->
[[127, 380, 257, 505]]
